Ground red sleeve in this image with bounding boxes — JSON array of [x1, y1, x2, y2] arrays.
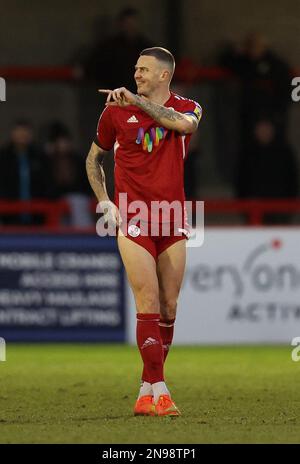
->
[[181, 99, 202, 123], [96, 107, 116, 150]]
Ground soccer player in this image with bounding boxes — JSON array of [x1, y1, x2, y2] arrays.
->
[[86, 47, 202, 416]]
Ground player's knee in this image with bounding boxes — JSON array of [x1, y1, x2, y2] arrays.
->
[[160, 297, 177, 319], [135, 285, 160, 312]]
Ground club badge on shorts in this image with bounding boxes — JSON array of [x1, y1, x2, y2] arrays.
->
[[128, 224, 141, 237]]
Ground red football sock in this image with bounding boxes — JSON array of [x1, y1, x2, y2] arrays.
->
[[136, 313, 164, 384], [141, 317, 176, 380], [159, 318, 175, 362], [141, 366, 151, 384]]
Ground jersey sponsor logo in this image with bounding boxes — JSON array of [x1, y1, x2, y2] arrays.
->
[[136, 127, 165, 153], [128, 224, 141, 237], [127, 115, 139, 123]]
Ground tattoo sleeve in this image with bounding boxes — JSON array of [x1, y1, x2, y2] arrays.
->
[[133, 95, 193, 132], [86, 142, 109, 202]]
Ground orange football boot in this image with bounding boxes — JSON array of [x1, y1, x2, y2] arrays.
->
[[134, 395, 155, 416], [155, 395, 181, 416]]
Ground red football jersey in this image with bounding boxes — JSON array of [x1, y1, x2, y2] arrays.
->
[[96, 92, 202, 223]]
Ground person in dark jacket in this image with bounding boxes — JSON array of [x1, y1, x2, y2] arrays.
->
[[235, 118, 299, 224], [46, 132, 93, 226], [220, 32, 291, 145], [83, 7, 154, 91], [0, 120, 50, 224]]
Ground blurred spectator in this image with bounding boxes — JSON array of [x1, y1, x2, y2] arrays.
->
[[0, 120, 50, 224], [73, 8, 154, 160], [219, 32, 291, 145], [81, 7, 154, 90], [70, 14, 111, 80], [46, 132, 93, 227], [235, 119, 298, 223], [42, 120, 72, 154]]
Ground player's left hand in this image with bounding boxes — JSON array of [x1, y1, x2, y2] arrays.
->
[[98, 87, 137, 107]]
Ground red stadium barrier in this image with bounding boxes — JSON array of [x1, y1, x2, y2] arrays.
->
[[0, 67, 76, 81], [1, 199, 300, 231], [202, 199, 300, 225], [0, 200, 70, 228]]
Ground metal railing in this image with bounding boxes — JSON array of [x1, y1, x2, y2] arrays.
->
[[1, 199, 300, 231]]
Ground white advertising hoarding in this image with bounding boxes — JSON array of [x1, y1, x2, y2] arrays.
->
[[126, 228, 300, 344]]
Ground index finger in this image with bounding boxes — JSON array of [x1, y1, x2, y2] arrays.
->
[[98, 89, 112, 94]]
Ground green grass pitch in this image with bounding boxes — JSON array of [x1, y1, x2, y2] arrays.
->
[[0, 344, 299, 443]]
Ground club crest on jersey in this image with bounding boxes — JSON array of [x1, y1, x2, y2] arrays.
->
[[128, 224, 141, 237], [136, 127, 165, 153]]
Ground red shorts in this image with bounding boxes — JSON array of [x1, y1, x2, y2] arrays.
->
[[118, 221, 188, 261]]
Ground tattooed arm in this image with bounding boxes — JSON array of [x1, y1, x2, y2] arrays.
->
[[86, 142, 109, 202], [98, 87, 199, 134], [134, 95, 198, 134], [86, 142, 120, 225]]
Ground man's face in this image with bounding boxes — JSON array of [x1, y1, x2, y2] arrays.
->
[[254, 121, 275, 145], [11, 125, 33, 148], [134, 56, 166, 96], [120, 15, 139, 39], [245, 33, 267, 60]]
